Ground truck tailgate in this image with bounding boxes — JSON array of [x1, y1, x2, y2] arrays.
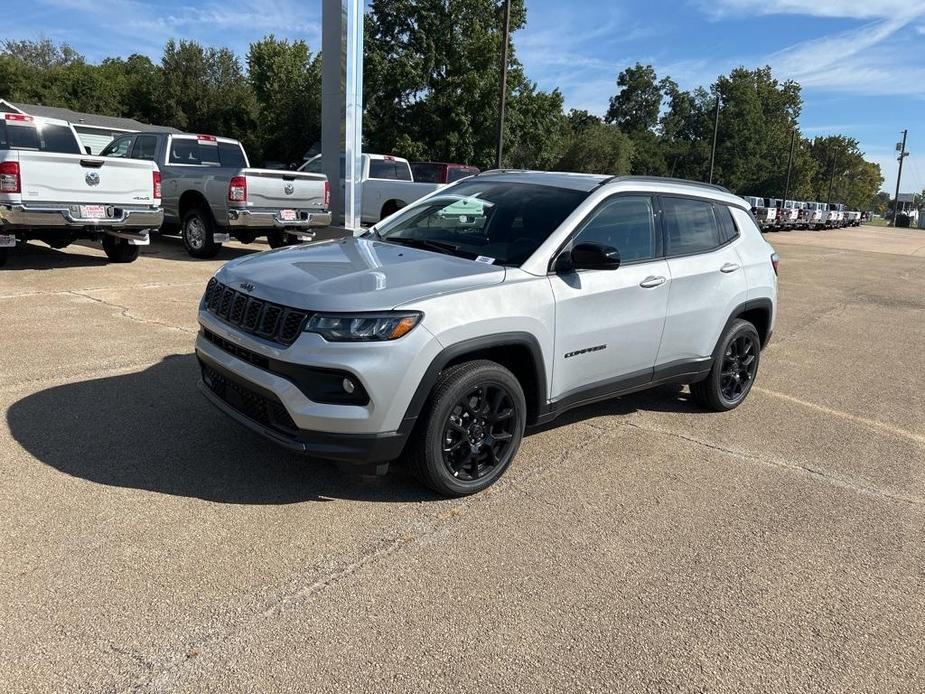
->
[[244, 169, 326, 210], [16, 151, 157, 205]]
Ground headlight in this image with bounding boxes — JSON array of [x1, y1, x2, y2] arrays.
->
[[304, 311, 422, 342]]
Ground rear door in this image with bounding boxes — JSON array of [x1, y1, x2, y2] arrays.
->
[[550, 194, 670, 400], [656, 196, 749, 366]]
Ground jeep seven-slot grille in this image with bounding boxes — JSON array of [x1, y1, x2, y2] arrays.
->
[[203, 278, 311, 347]]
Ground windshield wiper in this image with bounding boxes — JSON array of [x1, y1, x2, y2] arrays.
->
[[381, 236, 462, 257]]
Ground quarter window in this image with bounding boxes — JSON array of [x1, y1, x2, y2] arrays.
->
[[573, 195, 657, 263], [131, 135, 157, 161], [715, 205, 739, 244], [662, 197, 722, 256]]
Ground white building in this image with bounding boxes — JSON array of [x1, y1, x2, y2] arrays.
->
[[0, 99, 182, 154]]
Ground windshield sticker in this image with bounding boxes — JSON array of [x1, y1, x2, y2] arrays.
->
[[475, 256, 496, 264]]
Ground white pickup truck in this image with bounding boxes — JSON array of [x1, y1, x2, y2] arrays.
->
[[101, 132, 331, 258], [300, 153, 443, 225], [742, 196, 777, 229], [0, 113, 162, 266]]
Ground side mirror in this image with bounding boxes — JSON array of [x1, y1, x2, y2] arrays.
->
[[557, 242, 621, 272]]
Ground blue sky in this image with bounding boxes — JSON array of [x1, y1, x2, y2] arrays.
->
[[4, 0, 924, 193]]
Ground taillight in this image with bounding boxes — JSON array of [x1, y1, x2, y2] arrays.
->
[[152, 171, 162, 200], [228, 176, 247, 202], [771, 252, 780, 276], [323, 180, 331, 209], [0, 161, 21, 193]]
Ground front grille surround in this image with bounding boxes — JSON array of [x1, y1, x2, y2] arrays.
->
[[201, 361, 298, 435], [203, 278, 311, 347]]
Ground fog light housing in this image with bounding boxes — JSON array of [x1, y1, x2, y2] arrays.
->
[[342, 378, 356, 394]]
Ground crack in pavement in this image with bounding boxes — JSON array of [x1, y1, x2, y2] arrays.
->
[[67, 290, 196, 336], [619, 419, 925, 507], [120, 424, 612, 693]]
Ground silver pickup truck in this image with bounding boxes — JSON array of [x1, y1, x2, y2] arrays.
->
[[101, 133, 331, 258], [0, 113, 162, 266]]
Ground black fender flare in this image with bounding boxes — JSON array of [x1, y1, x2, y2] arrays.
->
[[712, 298, 774, 360], [399, 332, 548, 431]]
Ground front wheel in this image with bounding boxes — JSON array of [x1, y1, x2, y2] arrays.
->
[[690, 319, 761, 411], [182, 208, 221, 259], [409, 360, 526, 496], [102, 236, 140, 263]]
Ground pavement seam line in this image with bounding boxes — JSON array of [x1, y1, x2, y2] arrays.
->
[[753, 386, 925, 447], [619, 419, 924, 507], [0, 280, 206, 301], [67, 289, 197, 335]]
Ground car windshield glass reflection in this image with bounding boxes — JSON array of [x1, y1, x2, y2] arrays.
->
[[374, 181, 589, 266]]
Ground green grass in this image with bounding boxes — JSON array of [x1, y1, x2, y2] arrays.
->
[[865, 217, 889, 227]]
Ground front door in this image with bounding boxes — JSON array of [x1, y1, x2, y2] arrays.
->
[[550, 194, 670, 401]]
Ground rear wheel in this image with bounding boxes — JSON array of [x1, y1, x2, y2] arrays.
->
[[182, 207, 221, 259], [409, 360, 526, 497], [102, 235, 140, 263], [690, 319, 760, 412]]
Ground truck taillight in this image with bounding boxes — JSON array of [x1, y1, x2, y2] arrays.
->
[[4, 113, 33, 123], [323, 180, 331, 209], [771, 252, 780, 276], [152, 171, 161, 200], [228, 176, 247, 202], [0, 161, 21, 193]]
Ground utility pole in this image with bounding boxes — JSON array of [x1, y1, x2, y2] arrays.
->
[[890, 129, 909, 227], [783, 129, 796, 202], [494, 0, 511, 170], [708, 93, 721, 184], [827, 150, 838, 204]]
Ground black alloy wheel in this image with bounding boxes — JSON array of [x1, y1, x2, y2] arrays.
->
[[441, 384, 517, 481], [719, 333, 757, 404]]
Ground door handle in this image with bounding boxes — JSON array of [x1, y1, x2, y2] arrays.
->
[[639, 275, 667, 288], [720, 262, 741, 273]]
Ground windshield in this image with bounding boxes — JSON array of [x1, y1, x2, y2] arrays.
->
[[374, 180, 590, 266]]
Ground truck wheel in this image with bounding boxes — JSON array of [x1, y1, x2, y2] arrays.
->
[[102, 236, 140, 263], [182, 208, 221, 259], [235, 231, 257, 244], [409, 360, 526, 497]]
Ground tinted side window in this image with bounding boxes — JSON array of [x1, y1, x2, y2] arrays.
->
[[169, 139, 201, 165], [574, 196, 657, 263], [447, 166, 479, 183], [131, 135, 157, 161], [218, 141, 247, 168], [410, 163, 443, 183], [394, 162, 412, 181], [662, 197, 721, 256], [0, 122, 40, 150], [40, 124, 81, 154], [369, 160, 397, 179], [102, 136, 133, 158], [715, 205, 739, 244]]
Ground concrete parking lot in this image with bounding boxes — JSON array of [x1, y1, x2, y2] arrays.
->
[[1, 225, 923, 693]]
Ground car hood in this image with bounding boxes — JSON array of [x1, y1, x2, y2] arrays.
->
[[216, 237, 505, 312]]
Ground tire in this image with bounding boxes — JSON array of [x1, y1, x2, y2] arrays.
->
[[182, 207, 221, 259], [409, 360, 526, 497], [690, 319, 761, 412], [101, 236, 140, 263], [266, 229, 292, 249]]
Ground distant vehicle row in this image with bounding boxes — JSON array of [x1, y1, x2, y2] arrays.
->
[[741, 197, 865, 231]]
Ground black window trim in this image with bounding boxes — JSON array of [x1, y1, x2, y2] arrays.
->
[[547, 191, 665, 274], [657, 193, 741, 260]]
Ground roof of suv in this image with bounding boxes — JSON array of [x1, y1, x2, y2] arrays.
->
[[474, 170, 747, 208]]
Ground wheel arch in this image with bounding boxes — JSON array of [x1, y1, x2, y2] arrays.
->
[[401, 332, 547, 428], [719, 298, 773, 355], [380, 199, 406, 220], [178, 190, 214, 224]]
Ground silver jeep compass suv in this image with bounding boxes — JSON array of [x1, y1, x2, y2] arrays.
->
[[196, 172, 779, 496]]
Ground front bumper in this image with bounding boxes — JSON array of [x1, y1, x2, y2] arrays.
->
[[226, 207, 333, 232], [197, 355, 409, 464], [0, 203, 163, 230]]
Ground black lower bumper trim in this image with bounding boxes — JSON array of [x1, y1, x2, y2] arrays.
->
[[197, 355, 408, 464]]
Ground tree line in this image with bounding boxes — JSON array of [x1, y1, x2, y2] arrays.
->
[[0, 0, 885, 209]]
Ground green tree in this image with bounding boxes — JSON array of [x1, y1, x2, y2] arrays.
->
[[605, 63, 661, 133], [557, 122, 633, 175], [806, 135, 883, 209], [247, 36, 322, 165]]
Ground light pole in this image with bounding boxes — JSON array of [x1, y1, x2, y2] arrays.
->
[[783, 128, 795, 203], [891, 129, 909, 227], [494, 0, 511, 170], [708, 93, 721, 184]]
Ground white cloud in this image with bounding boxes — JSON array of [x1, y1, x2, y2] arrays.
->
[[700, 0, 920, 20]]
